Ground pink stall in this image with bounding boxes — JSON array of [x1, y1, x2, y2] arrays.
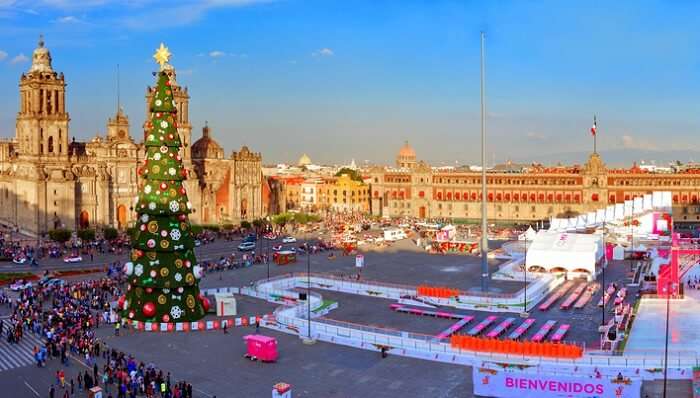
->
[[243, 334, 278, 362]]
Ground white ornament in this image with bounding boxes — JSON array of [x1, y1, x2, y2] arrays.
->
[[177, 287, 184, 293], [134, 264, 144, 276], [148, 202, 156, 210], [147, 134, 155, 141], [169, 201, 179, 212], [144, 185, 152, 194], [170, 306, 183, 319], [123, 262, 134, 276], [160, 146, 168, 153], [123, 299, 129, 310], [193, 265, 203, 279], [174, 273, 182, 282], [161, 230, 168, 237], [168, 168, 176, 176], [153, 153, 161, 161], [140, 214, 149, 223], [163, 288, 170, 294], [155, 99, 162, 106], [160, 121, 168, 128], [186, 201, 192, 209], [170, 229, 181, 241]]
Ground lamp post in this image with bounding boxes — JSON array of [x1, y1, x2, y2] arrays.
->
[[303, 226, 315, 344], [602, 220, 606, 326], [663, 281, 675, 398], [522, 232, 528, 316], [266, 217, 271, 280]]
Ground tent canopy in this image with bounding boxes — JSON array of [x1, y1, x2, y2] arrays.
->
[[526, 231, 603, 275]]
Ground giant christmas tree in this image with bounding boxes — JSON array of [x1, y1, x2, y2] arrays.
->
[[121, 43, 208, 323]]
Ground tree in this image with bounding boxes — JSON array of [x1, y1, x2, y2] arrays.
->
[[103, 227, 118, 241], [335, 167, 363, 182], [48, 229, 71, 243], [240, 221, 251, 230], [77, 229, 96, 242], [121, 65, 206, 323]]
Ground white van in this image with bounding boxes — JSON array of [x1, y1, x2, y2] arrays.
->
[[384, 228, 407, 241]]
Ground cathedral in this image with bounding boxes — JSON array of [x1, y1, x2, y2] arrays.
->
[[0, 37, 265, 237]]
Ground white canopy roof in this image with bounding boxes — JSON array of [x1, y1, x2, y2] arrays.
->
[[526, 230, 603, 275]]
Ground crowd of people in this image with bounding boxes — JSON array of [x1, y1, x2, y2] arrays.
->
[[1, 274, 199, 398]]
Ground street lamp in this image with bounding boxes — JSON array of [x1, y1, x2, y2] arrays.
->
[[522, 232, 528, 317], [303, 226, 315, 344], [601, 220, 607, 326], [663, 281, 676, 398]]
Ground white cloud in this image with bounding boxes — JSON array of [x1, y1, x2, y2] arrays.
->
[[10, 53, 28, 64], [0, 50, 7, 61], [526, 132, 546, 140], [312, 48, 334, 57], [209, 50, 225, 58], [53, 15, 81, 23], [621, 134, 658, 151]]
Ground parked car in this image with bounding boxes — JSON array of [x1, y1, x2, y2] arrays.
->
[[282, 236, 297, 243], [12, 255, 27, 264], [243, 234, 257, 243], [63, 255, 83, 263], [263, 233, 278, 240], [237, 242, 256, 251], [10, 279, 32, 291], [39, 278, 65, 288], [272, 245, 283, 251]]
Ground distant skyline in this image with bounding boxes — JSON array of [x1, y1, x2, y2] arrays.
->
[[0, 1, 699, 166]]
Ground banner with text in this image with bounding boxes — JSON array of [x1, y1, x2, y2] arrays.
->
[[473, 367, 641, 398]]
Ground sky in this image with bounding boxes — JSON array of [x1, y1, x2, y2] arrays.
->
[[0, 0, 699, 166]]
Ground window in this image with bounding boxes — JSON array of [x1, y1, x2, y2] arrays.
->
[[48, 136, 54, 153]]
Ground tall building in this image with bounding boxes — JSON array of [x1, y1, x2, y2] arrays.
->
[[0, 37, 265, 236], [369, 143, 700, 223]]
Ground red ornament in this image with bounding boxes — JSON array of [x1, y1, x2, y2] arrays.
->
[[199, 295, 210, 312], [142, 302, 156, 317], [168, 134, 174, 140], [160, 182, 168, 190], [118, 295, 126, 309], [180, 188, 186, 195], [165, 80, 171, 87], [145, 287, 153, 294], [156, 112, 162, 118], [162, 314, 170, 323]]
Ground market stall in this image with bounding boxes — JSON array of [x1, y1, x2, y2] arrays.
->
[[273, 250, 297, 265], [525, 230, 603, 280]]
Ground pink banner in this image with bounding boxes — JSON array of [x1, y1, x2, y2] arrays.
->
[[473, 368, 641, 398]]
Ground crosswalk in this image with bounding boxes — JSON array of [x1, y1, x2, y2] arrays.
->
[[0, 332, 44, 372]]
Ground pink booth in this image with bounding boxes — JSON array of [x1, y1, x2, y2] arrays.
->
[[243, 334, 278, 362]]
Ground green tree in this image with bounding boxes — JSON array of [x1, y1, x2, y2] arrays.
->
[[48, 229, 72, 243], [77, 229, 96, 242], [103, 227, 118, 241], [122, 67, 206, 323], [240, 220, 251, 230], [335, 167, 363, 182]]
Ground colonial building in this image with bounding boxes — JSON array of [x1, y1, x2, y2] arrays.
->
[[0, 37, 265, 236], [369, 142, 700, 223]]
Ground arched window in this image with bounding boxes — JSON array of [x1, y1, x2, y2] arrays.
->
[[48, 136, 54, 153]]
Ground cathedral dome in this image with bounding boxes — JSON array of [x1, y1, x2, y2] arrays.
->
[[398, 141, 416, 158], [191, 122, 224, 159], [298, 153, 312, 167]]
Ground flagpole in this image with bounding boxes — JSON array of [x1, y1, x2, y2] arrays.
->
[[480, 31, 489, 292]]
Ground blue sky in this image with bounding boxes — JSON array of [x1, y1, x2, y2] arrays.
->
[[0, 0, 699, 166]]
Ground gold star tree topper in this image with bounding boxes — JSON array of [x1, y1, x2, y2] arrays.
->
[[153, 43, 171, 70]]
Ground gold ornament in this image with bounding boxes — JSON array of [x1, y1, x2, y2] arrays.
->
[[160, 240, 170, 249], [153, 43, 171, 70], [147, 251, 157, 260], [175, 259, 183, 268], [185, 274, 194, 285], [158, 294, 167, 305], [160, 267, 169, 277], [147, 221, 159, 234], [186, 295, 195, 309]]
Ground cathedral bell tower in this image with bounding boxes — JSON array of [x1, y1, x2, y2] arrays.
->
[[16, 35, 70, 158], [144, 63, 192, 160]]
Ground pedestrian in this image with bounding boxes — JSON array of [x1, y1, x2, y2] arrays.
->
[[49, 385, 55, 398], [255, 320, 259, 334], [77, 373, 83, 390], [70, 379, 74, 395], [115, 322, 120, 337], [223, 322, 227, 334]]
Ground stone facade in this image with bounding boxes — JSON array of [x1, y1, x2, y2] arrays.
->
[[370, 143, 700, 223], [0, 38, 264, 236]]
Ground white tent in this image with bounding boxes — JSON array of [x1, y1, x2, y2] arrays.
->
[[525, 231, 603, 277], [518, 226, 537, 241]]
